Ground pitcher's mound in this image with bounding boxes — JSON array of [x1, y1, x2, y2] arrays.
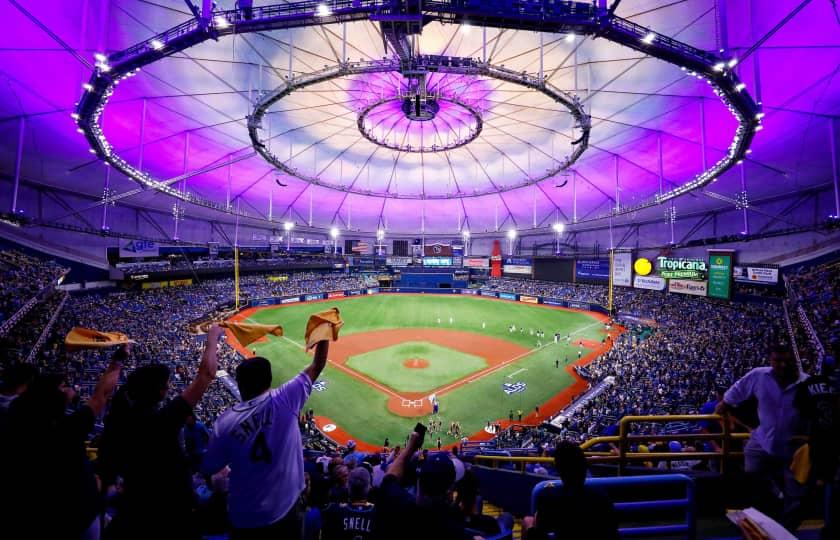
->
[[403, 358, 430, 369]]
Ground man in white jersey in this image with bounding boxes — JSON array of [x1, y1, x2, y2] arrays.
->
[[202, 340, 330, 539]]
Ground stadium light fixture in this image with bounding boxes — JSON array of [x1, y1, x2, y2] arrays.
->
[[150, 39, 164, 51], [552, 222, 565, 234], [330, 227, 339, 239], [641, 32, 656, 45], [460, 23, 471, 34], [94, 53, 107, 63], [283, 221, 294, 231], [727, 58, 738, 68], [376, 229, 385, 240], [735, 82, 746, 92], [214, 16, 230, 29], [461, 230, 470, 238], [713, 62, 725, 72], [82, 83, 93, 91], [565, 33, 575, 43], [507, 229, 517, 239], [755, 112, 765, 120], [316, 4, 331, 17]]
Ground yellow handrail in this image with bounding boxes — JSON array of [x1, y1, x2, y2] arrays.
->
[[474, 414, 751, 475]]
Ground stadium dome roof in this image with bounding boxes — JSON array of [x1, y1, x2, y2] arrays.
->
[[1, 1, 839, 235]]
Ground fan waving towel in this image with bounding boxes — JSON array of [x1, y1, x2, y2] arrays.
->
[[65, 327, 135, 351], [219, 322, 284, 347], [305, 307, 344, 349]]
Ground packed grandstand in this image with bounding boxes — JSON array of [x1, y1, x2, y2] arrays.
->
[[1, 243, 838, 539]]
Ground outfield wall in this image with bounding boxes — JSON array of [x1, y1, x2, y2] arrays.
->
[[247, 287, 610, 315]]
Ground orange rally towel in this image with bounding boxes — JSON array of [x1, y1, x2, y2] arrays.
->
[[219, 322, 283, 347], [65, 327, 134, 351], [790, 443, 811, 484], [305, 307, 344, 349]]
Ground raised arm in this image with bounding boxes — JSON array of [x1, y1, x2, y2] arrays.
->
[[303, 339, 330, 384], [182, 324, 222, 408], [86, 345, 127, 417], [387, 429, 424, 481]]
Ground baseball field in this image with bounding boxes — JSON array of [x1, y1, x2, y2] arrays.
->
[[226, 294, 618, 451]]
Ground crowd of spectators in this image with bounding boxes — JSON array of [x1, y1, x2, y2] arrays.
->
[[0, 249, 67, 325], [116, 253, 345, 275], [787, 260, 839, 353], [480, 278, 609, 305]]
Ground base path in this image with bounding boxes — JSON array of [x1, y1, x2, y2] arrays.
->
[[327, 328, 530, 417]]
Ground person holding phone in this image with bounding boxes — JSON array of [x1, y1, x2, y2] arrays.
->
[[376, 423, 481, 540]]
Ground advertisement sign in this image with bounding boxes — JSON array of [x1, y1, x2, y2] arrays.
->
[[423, 257, 454, 267], [708, 253, 733, 299], [504, 257, 531, 266], [327, 291, 345, 299], [543, 298, 565, 307], [612, 251, 632, 287], [733, 265, 779, 284], [519, 295, 538, 304], [657, 257, 708, 280], [119, 240, 159, 258], [503, 265, 533, 275], [424, 243, 453, 256], [459, 289, 478, 295], [463, 258, 489, 268], [634, 257, 653, 276], [129, 274, 149, 281], [499, 292, 517, 301], [348, 290, 363, 296], [480, 291, 499, 298], [668, 279, 708, 296], [169, 279, 193, 287], [633, 275, 666, 291], [567, 301, 591, 311], [305, 293, 325, 302], [280, 297, 301, 304], [268, 275, 289, 282], [575, 259, 610, 281], [367, 288, 379, 294], [386, 257, 412, 267]]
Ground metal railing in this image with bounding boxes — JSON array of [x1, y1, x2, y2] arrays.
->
[[531, 474, 696, 539], [475, 414, 749, 475]]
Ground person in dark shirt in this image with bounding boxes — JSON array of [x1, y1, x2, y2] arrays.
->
[[376, 427, 477, 540], [322, 467, 378, 539], [523, 441, 619, 540], [794, 351, 840, 539], [456, 470, 505, 537], [3, 345, 124, 539], [99, 325, 222, 539]]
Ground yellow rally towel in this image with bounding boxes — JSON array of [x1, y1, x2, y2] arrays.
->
[[790, 444, 811, 484], [220, 322, 283, 347], [65, 327, 134, 351], [305, 307, 344, 349]]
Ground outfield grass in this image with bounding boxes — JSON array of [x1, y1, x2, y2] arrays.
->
[[246, 294, 606, 445], [346, 342, 488, 393]]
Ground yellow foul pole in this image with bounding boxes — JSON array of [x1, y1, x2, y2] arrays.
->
[[234, 246, 240, 310]]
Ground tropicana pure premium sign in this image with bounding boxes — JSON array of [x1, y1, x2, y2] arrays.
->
[[656, 257, 708, 279]]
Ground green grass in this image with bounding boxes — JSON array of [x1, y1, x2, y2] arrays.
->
[[246, 294, 606, 446], [346, 341, 488, 393]]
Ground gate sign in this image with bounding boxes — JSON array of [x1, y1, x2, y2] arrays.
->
[[119, 240, 159, 258], [612, 251, 632, 287], [657, 257, 707, 279]]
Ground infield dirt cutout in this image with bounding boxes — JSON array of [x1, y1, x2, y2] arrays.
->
[[325, 328, 530, 417], [403, 358, 430, 369]]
